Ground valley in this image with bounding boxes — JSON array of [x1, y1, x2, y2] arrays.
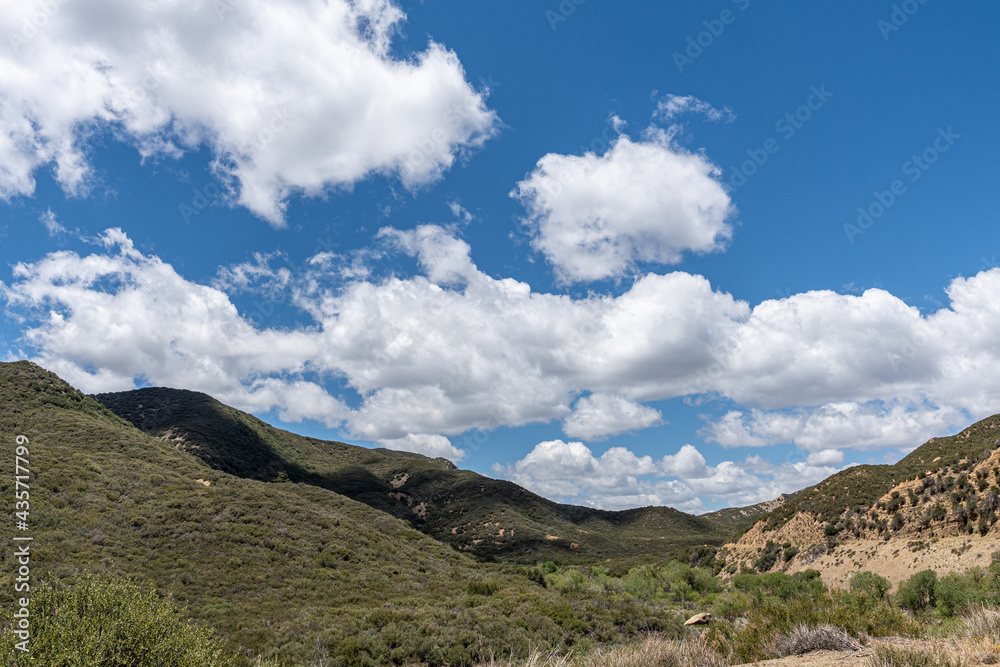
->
[[6, 359, 1000, 666]]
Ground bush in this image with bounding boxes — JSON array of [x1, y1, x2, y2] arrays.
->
[[769, 624, 861, 658], [467, 581, 502, 596], [730, 571, 825, 603], [0, 572, 236, 666], [850, 571, 891, 600], [896, 570, 937, 613], [753, 542, 782, 572], [622, 566, 660, 600]]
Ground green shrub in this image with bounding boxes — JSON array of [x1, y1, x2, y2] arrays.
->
[[622, 566, 660, 600], [935, 573, 970, 618], [730, 571, 825, 602], [753, 542, 783, 572], [897, 570, 938, 613], [850, 571, 891, 600], [466, 581, 502, 596], [0, 572, 236, 666]]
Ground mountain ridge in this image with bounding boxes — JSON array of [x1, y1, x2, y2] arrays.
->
[[93, 385, 735, 565]]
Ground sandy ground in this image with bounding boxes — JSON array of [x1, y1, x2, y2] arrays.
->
[[737, 648, 870, 667], [724, 532, 1000, 589], [737, 638, 978, 667], [785, 536, 999, 588]]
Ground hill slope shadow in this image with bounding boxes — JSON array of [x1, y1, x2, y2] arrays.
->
[[94, 387, 733, 563]]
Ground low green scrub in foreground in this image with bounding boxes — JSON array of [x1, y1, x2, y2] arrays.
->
[[12, 562, 1000, 666], [0, 573, 237, 666]]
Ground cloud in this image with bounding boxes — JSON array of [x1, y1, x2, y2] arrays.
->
[[807, 449, 845, 466], [378, 224, 478, 286], [562, 393, 663, 440], [212, 252, 292, 294], [0, 0, 497, 224], [660, 444, 709, 477], [448, 200, 474, 223], [378, 433, 465, 462], [494, 440, 839, 511], [39, 210, 67, 237], [2, 228, 348, 420], [701, 402, 967, 453], [6, 225, 1000, 480], [654, 95, 734, 123], [512, 131, 734, 283]]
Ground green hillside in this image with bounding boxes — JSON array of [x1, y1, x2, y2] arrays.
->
[[700, 496, 788, 534], [0, 362, 684, 665], [94, 386, 730, 565]]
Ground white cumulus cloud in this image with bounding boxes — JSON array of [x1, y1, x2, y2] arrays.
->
[[378, 434, 465, 462], [0, 0, 497, 224], [494, 440, 840, 511], [512, 131, 734, 283], [8, 226, 1000, 493], [563, 393, 664, 440]]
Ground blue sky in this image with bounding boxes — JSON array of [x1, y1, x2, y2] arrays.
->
[[2, 0, 999, 512]]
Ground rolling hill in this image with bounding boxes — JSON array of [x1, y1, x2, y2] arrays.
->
[[93, 386, 733, 565], [0, 361, 688, 664]]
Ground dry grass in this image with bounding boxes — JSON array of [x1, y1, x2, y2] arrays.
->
[[866, 643, 963, 667], [475, 647, 572, 667], [475, 635, 728, 667], [965, 608, 1000, 643], [770, 624, 864, 658], [961, 607, 1000, 664]]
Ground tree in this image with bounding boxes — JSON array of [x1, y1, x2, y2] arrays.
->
[[986, 488, 1000, 514], [936, 572, 978, 617], [896, 569, 937, 613], [850, 571, 891, 600]]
